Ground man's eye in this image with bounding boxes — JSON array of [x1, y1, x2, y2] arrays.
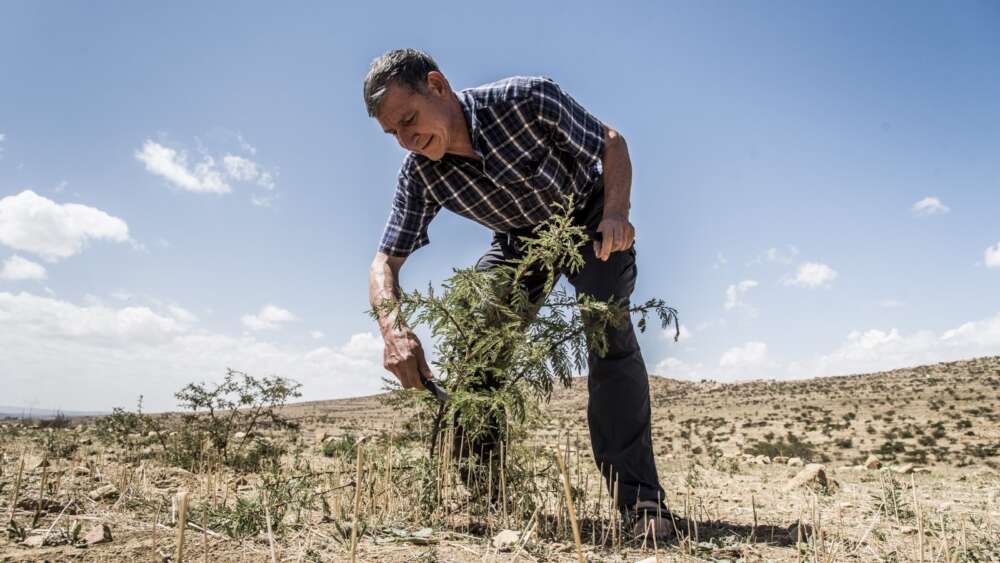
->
[[404, 114, 415, 125]]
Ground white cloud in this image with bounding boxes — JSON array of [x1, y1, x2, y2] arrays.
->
[[0, 291, 386, 410], [241, 304, 298, 331], [878, 299, 905, 308], [911, 196, 950, 217], [0, 190, 130, 262], [719, 341, 770, 369], [783, 262, 837, 288], [652, 356, 704, 380], [135, 140, 231, 194], [310, 330, 325, 340], [0, 255, 47, 281], [724, 280, 758, 313], [985, 242, 1000, 269], [749, 245, 799, 266], [223, 155, 260, 182], [807, 313, 1000, 377], [166, 305, 198, 324], [0, 291, 186, 346]]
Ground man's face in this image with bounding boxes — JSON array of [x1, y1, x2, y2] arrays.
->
[[376, 72, 453, 161]]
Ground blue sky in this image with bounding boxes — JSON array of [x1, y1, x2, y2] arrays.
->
[[1, 1, 998, 411]]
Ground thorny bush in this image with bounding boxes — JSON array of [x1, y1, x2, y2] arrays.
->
[[371, 196, 679, 515]]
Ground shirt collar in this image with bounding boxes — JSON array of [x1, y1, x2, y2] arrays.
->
[[455, 90, 484, 160]]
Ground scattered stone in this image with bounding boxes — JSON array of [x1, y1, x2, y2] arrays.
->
[[864, 455, 881, 470], [914, 467, 931, 474], [22, 532, 65, 548], [88, 484, 118, 501], [84, 523, 113, 545], [73, 466, 91, 477], [784, 463, 837, 492], [233, 431, 247, 441], [24, 455, 49, 471], [893, 463, 915, 475], [23, 535, 47, 548], [787, 457, 804, 467], [772, 456, 789, 464], [314, 430, 329, 445], [491, 529, 521, 551], [754, 455, 771, 465], [147, 431, 158, 439]]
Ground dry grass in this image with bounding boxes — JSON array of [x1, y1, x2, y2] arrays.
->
[[2, 356, 999, 561]]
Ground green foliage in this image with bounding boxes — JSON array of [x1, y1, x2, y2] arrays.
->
[[369, 197, 679, 515], [321, 434, 358, 458], [194, 461, 317, 538], [95, 370, 302, 472], [371, 196, 678, 447]]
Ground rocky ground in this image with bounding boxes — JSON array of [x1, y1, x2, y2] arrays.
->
[[2, 356, 999, 561]]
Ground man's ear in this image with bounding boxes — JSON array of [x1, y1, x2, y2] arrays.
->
[[426, 71, 449, 97]]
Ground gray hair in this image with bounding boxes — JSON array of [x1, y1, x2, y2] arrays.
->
[[363, 49, 440, 117]]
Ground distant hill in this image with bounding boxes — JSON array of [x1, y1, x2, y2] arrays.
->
[[0, 405, 107, 419]]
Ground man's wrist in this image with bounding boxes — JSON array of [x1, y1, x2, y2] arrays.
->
[[602, 209, 629, 221]]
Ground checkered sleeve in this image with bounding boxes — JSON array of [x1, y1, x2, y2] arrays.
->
[[377, 163, 441, 258], [534, 77, 606, 168]]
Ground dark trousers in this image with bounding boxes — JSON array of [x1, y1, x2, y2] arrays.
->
[[471, 182, 666, 508]]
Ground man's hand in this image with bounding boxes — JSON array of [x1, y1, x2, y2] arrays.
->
[[594, 213, 635, 261], [383, 326, 434, 389]]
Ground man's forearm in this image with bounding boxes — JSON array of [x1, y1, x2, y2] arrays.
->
[[369, 256, 407, 334], [601, 127, 632, 219]]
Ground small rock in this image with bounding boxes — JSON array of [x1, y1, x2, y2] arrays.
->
[[73, 466, 91, 477], [787, 457, 803, 467], [23, 534, 47, 547], [23, 455, 49, 471], [492, 529, 521, 551], [314, 430, 329, 445], [88, 484, 118, 501], [914, 467, 931, 474], [233, 431, 247, 441], [754, 455, 771, 465], [772, 456, 789, 464], [864, 455, 881, 470], [84, 523, 113, 545], [147, 431, 158, 439], [893, 463, 915, 475], [785, 463, 836, 492]]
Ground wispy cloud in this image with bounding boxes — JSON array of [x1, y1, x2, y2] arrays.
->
[[719, 341, 772, 370], [783, 262, 837, 288], [748, 245, 799, 266], [241, 304, 298, 331], [911, 196, 950, 217], [135, 140, 231, 194], [724, 280, 758, 313]]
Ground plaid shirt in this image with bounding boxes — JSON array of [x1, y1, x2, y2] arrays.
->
[[378, 76, 606, 257]]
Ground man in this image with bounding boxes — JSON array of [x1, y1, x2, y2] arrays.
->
[[365, 48, 673, 539]]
